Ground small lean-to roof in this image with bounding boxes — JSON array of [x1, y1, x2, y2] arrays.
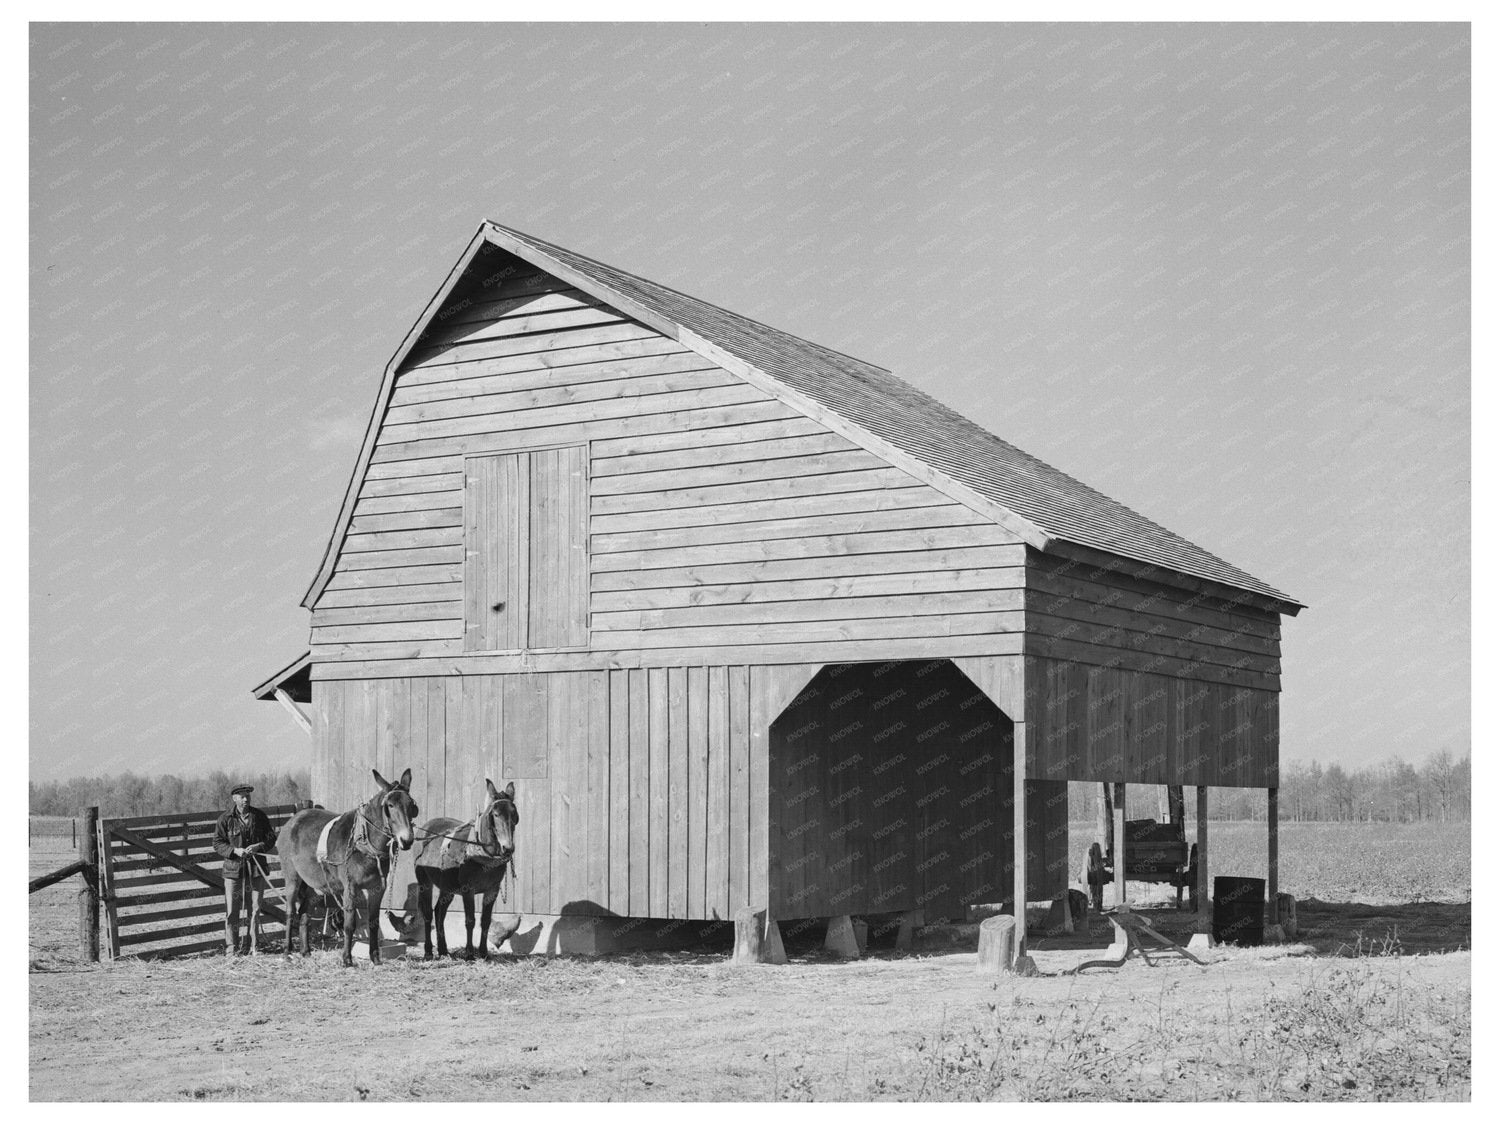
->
[[302, 221, 1303, 615], [251, 651, 311, 703]]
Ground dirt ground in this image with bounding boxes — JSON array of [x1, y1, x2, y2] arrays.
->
[[30, 866, 1470, 1099], [29, 826, 1471, 1102]]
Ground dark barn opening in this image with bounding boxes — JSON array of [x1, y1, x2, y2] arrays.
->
[[769, 659, 1065, 924]]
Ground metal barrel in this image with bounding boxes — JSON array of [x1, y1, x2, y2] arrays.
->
[[1212, 875, 1265, 947]]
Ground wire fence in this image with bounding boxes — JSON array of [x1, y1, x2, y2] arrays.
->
[[30, 816, 81, 852]]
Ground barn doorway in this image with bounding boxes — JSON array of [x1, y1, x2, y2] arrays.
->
[[767, 659, 1014, 923]]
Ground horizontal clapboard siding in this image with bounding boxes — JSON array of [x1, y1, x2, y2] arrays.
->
[[314, 264, 1028, 667], [1021, 547, 1282, 691]]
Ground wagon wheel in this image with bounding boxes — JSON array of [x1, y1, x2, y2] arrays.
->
[[1087, 843, 1106, 913], [1186, 843, 1200, 913]]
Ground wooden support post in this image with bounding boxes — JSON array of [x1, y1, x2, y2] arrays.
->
[[977, 914, 1023, 973], [78, 806, 99, 963], [1267, 787, 1280, 926], [894, 909, 923, 951], [1190, 785, 1212, 948], [1010, 719, 1033, 973], [1167, 785, 1185, 828], [731, 906, 786, 966], [96, 815, 121, 960], [1113, 783, 1127, 911], [1100, 782, 1114, 864]]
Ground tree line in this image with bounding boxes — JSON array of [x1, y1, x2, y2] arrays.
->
[[32, 750, 1469, 825], [29, 768, 312, 820], [1272, 750, 1470, 823]]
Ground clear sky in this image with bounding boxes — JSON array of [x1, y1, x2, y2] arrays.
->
[[29, 22, 1469, 782]]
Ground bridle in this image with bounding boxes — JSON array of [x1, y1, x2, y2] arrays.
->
[[325, 787, 414, 877], [471, 794, 517, 858], [417, 794, 519, 902]]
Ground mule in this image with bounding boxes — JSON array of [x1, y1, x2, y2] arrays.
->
[[276, 768, 418, 966], [413, 779, 519, 960]]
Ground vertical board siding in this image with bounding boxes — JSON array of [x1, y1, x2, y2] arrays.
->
[[667, 667, 689, 917], [608, 669, 631, 916], [587, 671, 610, 908], [529, 446, 589, 648], [647, 667, 669, 917], [423, 678, 445, 827], [728, 666, 750, 913], [627, 668, 650, 918], [687, 666, 709, 920], [549, 674, 580, 912], [500, 675, 548, 778], [706, 666, 730, 919], [1024, 655, 1279, 787], [316, 659, 1081, 923]]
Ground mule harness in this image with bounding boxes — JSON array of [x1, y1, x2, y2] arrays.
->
[[415, 799, 516, 903]]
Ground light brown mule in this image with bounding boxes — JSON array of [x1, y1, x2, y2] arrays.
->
[[276, 768, 419, 967]]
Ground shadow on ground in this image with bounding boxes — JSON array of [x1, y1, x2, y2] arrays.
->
[[975, 898, 1472, 959]]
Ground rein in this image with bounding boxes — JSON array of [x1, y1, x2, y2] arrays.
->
[[323, 794, 404, 880], [417, 798, 518, 902]]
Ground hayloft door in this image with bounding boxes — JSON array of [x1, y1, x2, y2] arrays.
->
[[464, 446, 588, 651]]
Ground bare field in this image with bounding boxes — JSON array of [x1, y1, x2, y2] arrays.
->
[[1065, 820, 1472, 905], [29, 823, 1471, 1102]]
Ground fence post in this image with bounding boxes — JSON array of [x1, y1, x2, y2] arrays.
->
[[78, 806, 99, 962]]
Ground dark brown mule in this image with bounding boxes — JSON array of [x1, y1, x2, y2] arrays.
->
[[414, 779, 519, 960], [276, 768, 419, 966]]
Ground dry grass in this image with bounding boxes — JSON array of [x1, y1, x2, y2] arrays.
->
[[915, 948, 1469, 1100]]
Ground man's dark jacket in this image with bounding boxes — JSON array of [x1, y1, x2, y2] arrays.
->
[[213, 805, 276, 881]]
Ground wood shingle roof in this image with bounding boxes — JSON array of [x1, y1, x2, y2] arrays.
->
[[301, 222, 1302, 614], [485, 222, 1302, 612]]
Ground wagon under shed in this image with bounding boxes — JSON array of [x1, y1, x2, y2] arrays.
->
[[257, 221, 1302, 961]]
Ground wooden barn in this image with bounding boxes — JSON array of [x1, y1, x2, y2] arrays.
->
[[255, 221, 1302, 960]]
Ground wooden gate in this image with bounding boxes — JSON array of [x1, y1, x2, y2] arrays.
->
[[96, 805, 299, 959]]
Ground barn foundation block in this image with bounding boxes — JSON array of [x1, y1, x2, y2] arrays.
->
[[732, 907, 788, 965]]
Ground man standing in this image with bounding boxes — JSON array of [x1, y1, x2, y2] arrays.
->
[[213, 783, 276, 955]]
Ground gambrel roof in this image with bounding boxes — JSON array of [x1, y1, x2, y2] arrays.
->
[[303, 221, 1303, 614]]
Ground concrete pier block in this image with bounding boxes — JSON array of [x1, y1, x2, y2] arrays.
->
[[824, 915, 862, 959]]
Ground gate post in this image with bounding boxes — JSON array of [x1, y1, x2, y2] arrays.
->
[[78, 806, 99, 962]]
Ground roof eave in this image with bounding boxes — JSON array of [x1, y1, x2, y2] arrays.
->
[[251, 651, 312, 701], [1041, 538, 1305, 617]]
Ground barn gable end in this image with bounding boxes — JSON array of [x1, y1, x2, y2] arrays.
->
[[309, 245, 1029, 673]]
